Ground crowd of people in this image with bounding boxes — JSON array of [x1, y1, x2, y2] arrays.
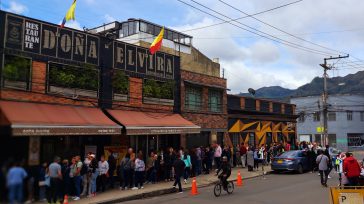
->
[[3, 141, 364, 203]]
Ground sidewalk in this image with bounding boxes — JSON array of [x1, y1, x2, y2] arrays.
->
[[60, 166, 271, 204]]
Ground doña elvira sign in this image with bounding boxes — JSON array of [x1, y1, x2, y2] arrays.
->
[[3, 12, 176, 79]]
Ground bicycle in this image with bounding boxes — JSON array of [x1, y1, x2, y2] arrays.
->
[[214, 174, 234, 197]]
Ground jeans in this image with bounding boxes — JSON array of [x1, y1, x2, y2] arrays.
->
[[173, 175, 182, 192], [347, 177, 359, 186], [241, 154, 246, 168], [39, 185, 46, 200], [123, 170, 132, 188], [8, 184, 23, 204], [89, 172, 98, 194], [214, 157, 221, 169], [319, 170, 329, 185], [74, 176, 82, 197], [147, 168, 156, 183], [196, 160, 202, 175], [49, 178, 61, 203], [184, 167, 190, 180], [135, 171, 144, 188], [81, 174, 90, 196]]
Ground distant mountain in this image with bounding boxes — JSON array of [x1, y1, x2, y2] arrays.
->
[[239, 71, 364, 99]]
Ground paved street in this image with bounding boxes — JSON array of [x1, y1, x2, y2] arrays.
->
[[123, 171, 339, 204]]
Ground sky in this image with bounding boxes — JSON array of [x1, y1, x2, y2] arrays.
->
[[2, 0, 364, 94]]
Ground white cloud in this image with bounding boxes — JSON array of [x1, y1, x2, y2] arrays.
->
[[104, 14, 116, 23], [6, 1, 27, 14], [170, 0, 364, 93]]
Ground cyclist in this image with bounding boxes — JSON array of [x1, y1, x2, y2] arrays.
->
[[216, 156, 231, 191]]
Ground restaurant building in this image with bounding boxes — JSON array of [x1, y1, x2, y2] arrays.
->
[[0, 11, 201, 165], [227, 95, 298, 148], [91, 18, 228, 150]]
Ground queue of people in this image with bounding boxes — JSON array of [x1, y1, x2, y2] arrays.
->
[[4, 141, 362, 203]]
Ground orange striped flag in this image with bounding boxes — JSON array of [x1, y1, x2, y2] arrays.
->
[[149, 27, 164, 54]]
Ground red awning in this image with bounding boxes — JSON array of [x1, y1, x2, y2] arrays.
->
[[0, 100, 122, 136], [107, 109, 200, 135]]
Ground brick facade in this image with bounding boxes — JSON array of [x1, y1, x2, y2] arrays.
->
[[0, 61, 97, 107], [180, 70, 227, 129]]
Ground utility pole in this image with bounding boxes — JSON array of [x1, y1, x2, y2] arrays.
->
[[319, 54, 349, 146]]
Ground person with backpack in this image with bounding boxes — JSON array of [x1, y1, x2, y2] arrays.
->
[[107, 151, 117, 189], [80, 153, 91, 197], [182, 150, 192, 184], [316, 150, 330, 187], [88, 154, 98, 197], [120, 153, 132, 190], [172, 153, 185, 193]]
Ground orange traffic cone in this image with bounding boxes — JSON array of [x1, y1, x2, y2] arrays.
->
[[190, 177, 199, 195], [63, 194, 69, 204], [236, 170, 243, 186]]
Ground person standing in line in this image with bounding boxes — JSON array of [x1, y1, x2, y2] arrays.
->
[[60, 159, 70, 200], [182, 150, 192, 184], [80, 153, 91, 197], [72, 156, 83, 201], [195, 147, 202, 176], [48, 156, 63, 203], [343, 152, 361, 186], [128, 148, 136, 188], [107, 151, 117, 189], [247, 146, 254, 172], [324, 145, 333, 179], [120, 153, 132, 190], [214, 143, 222, 169], [235, 144, 241, 167], [38, 162, 48, 202], [316, 150, 330, 187], [98, 155, 109, 192], [172, 154, 185, 193], [88, 154, 98, 197], [133, 153, 145, 190], [7, 161, 28, 204], [146, 152, 156, 184]]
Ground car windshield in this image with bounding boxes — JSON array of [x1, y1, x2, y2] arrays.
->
[[277, 151, 299, 158]]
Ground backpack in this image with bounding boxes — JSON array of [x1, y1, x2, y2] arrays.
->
[[123, 158, 131, 171], [80, 162, 87, 175]]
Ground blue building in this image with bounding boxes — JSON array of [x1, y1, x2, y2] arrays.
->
[[291, 94, 364, 152]]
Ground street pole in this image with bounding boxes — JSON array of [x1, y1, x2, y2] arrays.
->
[[319, 55, 349, 146]]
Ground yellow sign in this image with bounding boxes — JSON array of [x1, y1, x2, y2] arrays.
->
[[317, 127, 324, 133], [339, 193, 363, 204], [330, 187, 364, 204]]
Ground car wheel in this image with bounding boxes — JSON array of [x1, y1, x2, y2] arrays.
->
[[297, 164, 303, 174]]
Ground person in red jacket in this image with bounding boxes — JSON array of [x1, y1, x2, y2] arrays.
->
[[343, 152, 361, 186]]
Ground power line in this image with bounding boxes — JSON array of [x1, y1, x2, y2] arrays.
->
[[217, 0, 346, 56], [177, 0, 335, 56], [181, 0, 304, 33]]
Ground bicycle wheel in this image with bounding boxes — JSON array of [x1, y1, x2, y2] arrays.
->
[[214, 183, 222, 197], [227, 181, 234, 194]]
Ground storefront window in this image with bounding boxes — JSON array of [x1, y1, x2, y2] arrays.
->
[[1, 55, 31, 91], [248, 133, 255, 146], [112, 69, 129, 101], [208, 89, 222, 112], [143, 79, 174, 104], [48, 63, 99, 98], [185, 85, 202, 111], [348, 134, 364, 148]]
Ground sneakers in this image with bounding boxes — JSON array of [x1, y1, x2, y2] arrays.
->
[[73, 196, 80, 201], [132, 187, 138, 190], [177, 191, 183, 194], [184, 179, 187, 184], [328, 175, 332, 179], [172, 185, 176, 188]]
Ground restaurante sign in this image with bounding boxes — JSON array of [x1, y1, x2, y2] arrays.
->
[[2, 12, 177, 79]]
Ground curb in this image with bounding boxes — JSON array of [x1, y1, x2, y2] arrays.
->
[[96, 170, 272, 204]]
